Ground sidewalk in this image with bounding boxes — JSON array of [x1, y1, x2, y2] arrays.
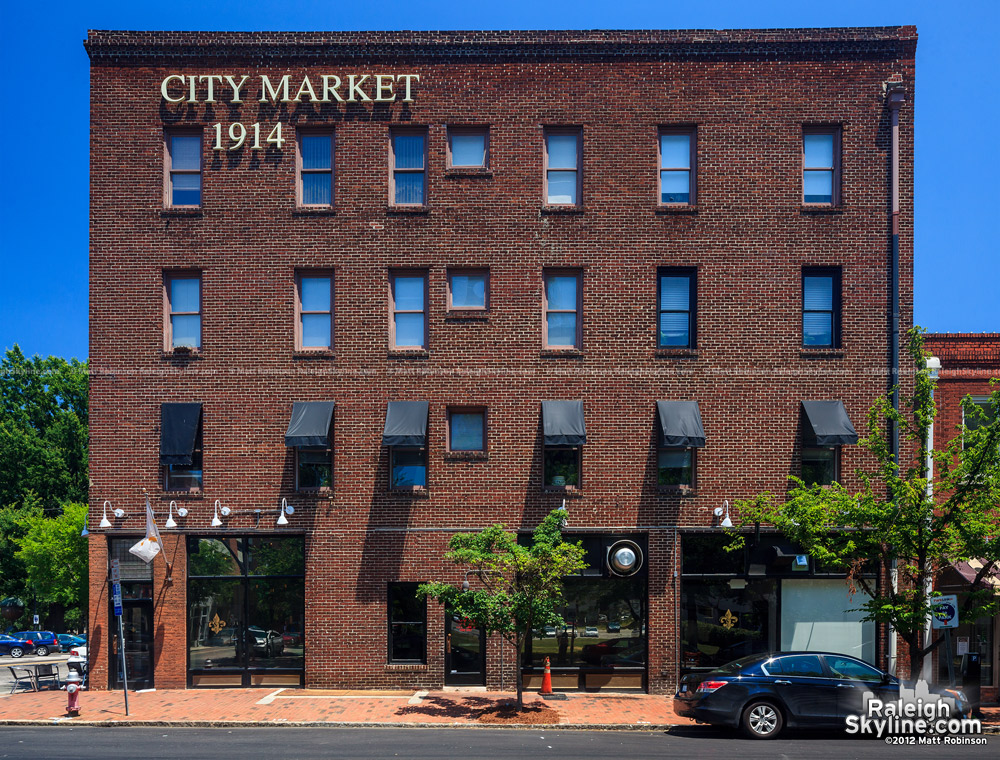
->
[[0, 687, 997, 729]]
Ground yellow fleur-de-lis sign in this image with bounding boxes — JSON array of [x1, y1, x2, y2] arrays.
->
[[720, 609, 738, 630], [209, 613, 226, 634]]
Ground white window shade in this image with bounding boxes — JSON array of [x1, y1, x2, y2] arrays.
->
[[780, 579, 875, 663]]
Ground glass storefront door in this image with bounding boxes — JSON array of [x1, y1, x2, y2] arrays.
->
[[680, 579, 777, 671], [109, 540, 154, 690], [445, 610, 485, 685]]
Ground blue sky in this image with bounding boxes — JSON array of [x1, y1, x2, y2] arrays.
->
[[1, 0, 997, 361]]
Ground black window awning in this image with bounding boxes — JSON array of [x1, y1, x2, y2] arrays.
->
[[656, 400, 706, 448], [542, 400, 587, 446], [382, 401, 429, 446], [160, 402, 202, 466], [801, 400, 858, 446], [285, 401, 335, 447]]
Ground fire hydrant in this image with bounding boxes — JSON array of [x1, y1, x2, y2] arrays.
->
[[65, 671, 82, 716]]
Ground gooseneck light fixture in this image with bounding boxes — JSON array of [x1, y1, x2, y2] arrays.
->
[[211, 499, 230, 528], [165, 499, 185, 529], [276, 498, 294, 526], [714, 500, 733, 529], [99, 500, 113, 528]]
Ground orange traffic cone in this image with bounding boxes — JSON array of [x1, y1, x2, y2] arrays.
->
[[540, 656, 553, 695]]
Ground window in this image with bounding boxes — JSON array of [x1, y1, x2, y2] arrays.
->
[[544, 128, 582, 205], [164, 272, 201, 351], [447, 268, 488, 311], [825, 655, 883, 683], [390, 129, 427, 206], [543, 447, 580, 488], [389, 271, 428, 350], [543, 270, 582, 349], [447, 127, 488, 168], [296, 447, 332, 490], [964, 398, 995, 436], [165, 131, 202, 207], [391, 447, 427, 488], [802, 446, 838, 486], [166, 421, 203, 492], [802, 268, 841, 348], [295, 272, 334, 351], [659, 128, 695, 204], [448, 408, 486, 452], [764, 654, 825, 678], [658, 448, 694, 488], [297, 131, 334, 207], [658, 270, 695, 348], [802, 127, 841, 205], [388, 583, 426, 663]]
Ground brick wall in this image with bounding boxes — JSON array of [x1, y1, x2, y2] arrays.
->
[[87, 28, 917, 692]]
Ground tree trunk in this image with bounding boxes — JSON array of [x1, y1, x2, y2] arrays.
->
[[515, 634, 524, 709]]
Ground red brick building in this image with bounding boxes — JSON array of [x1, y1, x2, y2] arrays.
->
[[924, 333, 1000, 702], [85, 28, 916, 693]]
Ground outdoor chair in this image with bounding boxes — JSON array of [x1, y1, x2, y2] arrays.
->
[[33, 663, 60, 690], [7, 666, 36, 693]]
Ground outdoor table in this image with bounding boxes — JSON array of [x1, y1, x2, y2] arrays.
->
[[7, 661, 62, 692]]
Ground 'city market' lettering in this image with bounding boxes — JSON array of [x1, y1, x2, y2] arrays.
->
[[160, 74, 420, 104]]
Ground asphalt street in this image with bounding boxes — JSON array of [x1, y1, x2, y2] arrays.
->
[[0, 727, 994, 760]]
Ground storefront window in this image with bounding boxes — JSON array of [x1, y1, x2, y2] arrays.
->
[[681, 579, 777, 671], [939, 616, 994, 686], [188, 536, 305, 687], [780, 578, 875, 663]]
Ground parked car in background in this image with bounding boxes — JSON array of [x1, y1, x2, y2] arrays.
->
[[542, 626, 557, 638], [58, 634, 87, 651], [0, 634, 30, 658], [583, 626, 599, 637], [242, 627, 284, 658], [67, 646, 88, 681], [9, 631, 58, 657], [674, 652, 970, 739], [606, 622, 621, 633]]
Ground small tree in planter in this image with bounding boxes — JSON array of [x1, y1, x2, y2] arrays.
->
[[419, 508, 587, 709]]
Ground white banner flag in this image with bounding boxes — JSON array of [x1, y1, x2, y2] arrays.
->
[[129, 496, 163, 564]]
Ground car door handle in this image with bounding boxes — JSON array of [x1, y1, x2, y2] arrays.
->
[[837, 683, 856, 688], [774, 680, 791, 685]]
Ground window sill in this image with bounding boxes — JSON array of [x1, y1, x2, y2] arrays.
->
[[296, 488, 332, 496], [161, 349, 204, 359], [658, 485, 698, 497], [386, 205, 430, 215], [799, 205, 844, 215], [389, 487, 430, 498], [161, 208, 203, 218], [540, 205, 584, 215], [160, 490, 204, 499], [443, 451, 488, 462], [444, 310, 489, 321], [388, 349, 429, 360], [385, 663, 428, 672], [292, 207, 337, 216], [655, 205, 698, 215], [540, 348, 584, 358], [293, 350, 335, 360], [655, 348, 698, 359], [799, 348, 845, 359], [543, 487, 583, 497], [445, 168, 493, 178]]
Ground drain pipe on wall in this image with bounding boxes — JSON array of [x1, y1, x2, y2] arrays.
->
[[885, 80, 906, 676], [921, 356, 941, 679]]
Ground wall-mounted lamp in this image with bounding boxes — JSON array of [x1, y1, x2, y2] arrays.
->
[[164, 500, 188, 529], [81, 512, 89, 537], [714, 500, 733, 529], [99, 500, 113, 528], [277, 498, 294, 526], [113, 507, 125, 519], [211, 499, 230, 528], [557, 498, 568, 529]]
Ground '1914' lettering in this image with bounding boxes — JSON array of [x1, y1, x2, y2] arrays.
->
[[212, 122, 284, 151]]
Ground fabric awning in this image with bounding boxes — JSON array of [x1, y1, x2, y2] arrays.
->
[[801, 400, 858, 446], [656, 400, 706, 448], [542, 400, 587, 446], [160, 402, 202, 466], [382, 401, 429, 446], [285, 401, 334, 447]]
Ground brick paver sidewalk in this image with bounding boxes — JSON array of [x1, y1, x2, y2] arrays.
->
[[0, 687, 996, 728]]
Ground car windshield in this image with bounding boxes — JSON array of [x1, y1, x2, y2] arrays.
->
[[715, 655, 765, 674]]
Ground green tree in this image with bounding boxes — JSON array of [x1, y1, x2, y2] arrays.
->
[[16, 502, 89, 628], [418, 509, 587, 708], [729, 328, 1000, 680]]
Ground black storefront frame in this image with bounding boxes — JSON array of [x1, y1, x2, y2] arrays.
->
[[519, 533, 649, 691], [679, 531, 881, 675], [186, 534, 306, 688], [107, 537, 155, 691]]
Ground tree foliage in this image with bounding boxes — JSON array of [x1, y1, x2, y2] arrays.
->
[[16, 502, 89, 628], [419, 509, 587, 707], [729, 328, 1000, 679]]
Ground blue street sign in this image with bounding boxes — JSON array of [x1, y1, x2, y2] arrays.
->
[[112, 581, 123, 617]]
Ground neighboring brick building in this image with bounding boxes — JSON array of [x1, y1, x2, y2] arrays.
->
[[85, 28, 916, 693], [924, 333, 1000, 702]]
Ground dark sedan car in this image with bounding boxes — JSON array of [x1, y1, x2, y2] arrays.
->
[[674, 652, 968, 739], [0, 634, 30, 658], [9, 631, 58, 657]]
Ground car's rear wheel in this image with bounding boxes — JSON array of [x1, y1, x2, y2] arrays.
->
[[741, 701, 784, 739], [10, 646, 24, 658], [35, 645, 49, 657]]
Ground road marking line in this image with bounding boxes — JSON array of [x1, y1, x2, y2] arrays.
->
[[256, 688, 286, 705], [408, 690, 429, 705]]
